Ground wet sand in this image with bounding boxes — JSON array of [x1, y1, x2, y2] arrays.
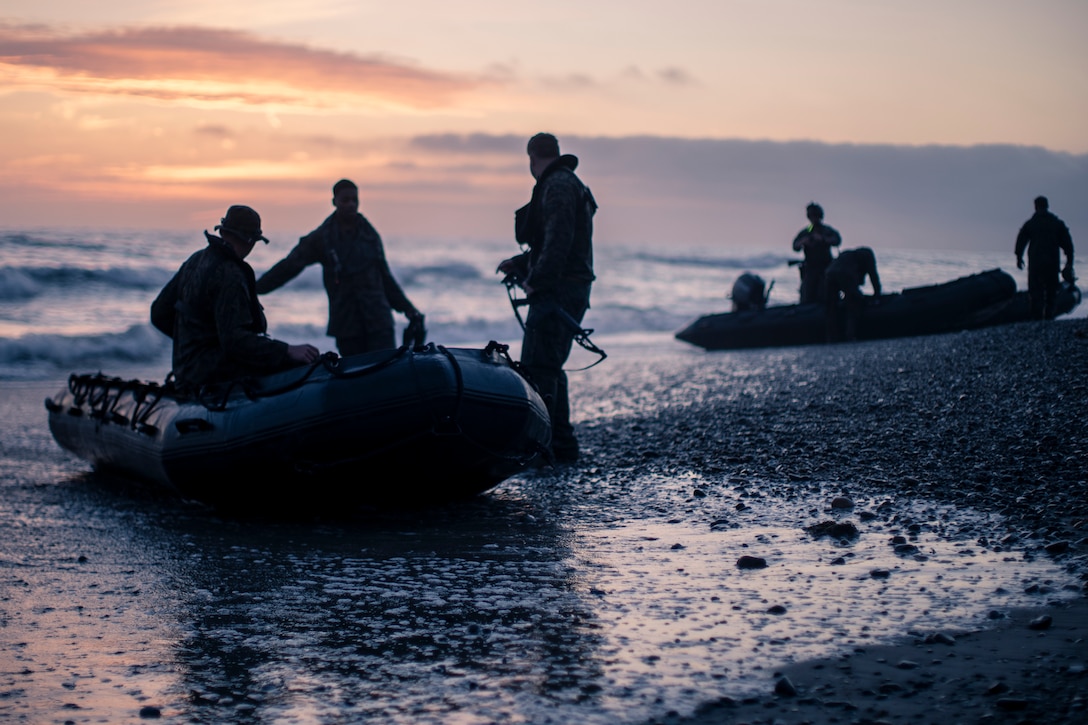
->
[[2, 319, 1086, 724]]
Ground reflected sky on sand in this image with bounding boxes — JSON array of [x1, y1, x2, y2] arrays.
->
[[1, 450, 1078, 725]]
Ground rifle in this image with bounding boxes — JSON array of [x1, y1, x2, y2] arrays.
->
[[502, 273, 607, 370]]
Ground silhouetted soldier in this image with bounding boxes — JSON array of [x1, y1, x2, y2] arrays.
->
[[497, 133, 596, 462], [152, 205, 319, 395], [256, 179, 423, 355], [792, 202, 842, 304], [825, 247, 881, 342], [1015, 196, 1075, 320]]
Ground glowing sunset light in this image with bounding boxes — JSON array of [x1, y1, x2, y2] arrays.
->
[[0, 2, 1083, 243]]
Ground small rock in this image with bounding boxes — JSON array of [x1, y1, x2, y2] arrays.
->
[[138, 706, 162, 719], [995, 697, 1029, 711], [896, 659, 920, 670], [1045, 540, 1071, 555], [737, 555, 767, 569], [924, 632, 956, 646], [1028, 614, 1053, 630], [831, 496, 854, 509], [670, 543, 685, 550], [693, 696, 736, 714], [805, 521, 860, 539], [774, 675, 798, 696], [870, 568, 891, 579], [767, 604, 787, 615], [986, 681, 1010, 695]]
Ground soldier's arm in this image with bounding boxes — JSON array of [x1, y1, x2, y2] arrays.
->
[[150, 273, 180, 338], [255, 232, 322, 294]]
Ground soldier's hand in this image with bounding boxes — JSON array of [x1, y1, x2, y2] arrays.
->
[[1063, 266, 1076, 283], [1017, 257, 1025, 270], [287, 344, 320, 364]]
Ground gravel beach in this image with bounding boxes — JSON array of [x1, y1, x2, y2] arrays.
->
[[2, 318, 1086, 724], [575, 318, 1088, 725]]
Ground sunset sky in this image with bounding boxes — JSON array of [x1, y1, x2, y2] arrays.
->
[[1, 0, 1085, 247]]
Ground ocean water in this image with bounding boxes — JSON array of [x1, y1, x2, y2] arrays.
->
[[0, 226, 1077, 381]]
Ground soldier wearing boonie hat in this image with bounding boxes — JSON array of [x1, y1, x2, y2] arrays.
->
[[150, 205, 319, 393], [216, 205, 269, 244]]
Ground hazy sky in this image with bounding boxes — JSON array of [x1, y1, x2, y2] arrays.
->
[[1, 0, 1085, 246]]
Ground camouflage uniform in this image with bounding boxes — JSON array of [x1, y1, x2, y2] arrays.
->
[[793, 223, 842, 304], [151, 233, 290, 393], [1015, 209, 1075, 320], [256, 213, 415, 354], [509, 154, 596, 460]]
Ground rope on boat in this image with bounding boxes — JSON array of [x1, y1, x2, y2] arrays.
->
[[60, 373, 171, 435]]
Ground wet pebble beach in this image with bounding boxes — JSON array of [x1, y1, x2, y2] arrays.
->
[[576, 318, 1088, 724], [2, 319, 1087, 724]]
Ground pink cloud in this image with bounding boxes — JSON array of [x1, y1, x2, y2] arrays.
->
[[0, 23, 478, 108]]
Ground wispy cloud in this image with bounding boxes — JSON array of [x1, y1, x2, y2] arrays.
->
[[0, 22, 481, 110]]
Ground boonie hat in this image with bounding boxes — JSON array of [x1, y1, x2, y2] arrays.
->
[[216, 205, 269, 244]]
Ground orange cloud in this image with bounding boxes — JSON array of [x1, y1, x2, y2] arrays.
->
[[0, 22, 479, 110]]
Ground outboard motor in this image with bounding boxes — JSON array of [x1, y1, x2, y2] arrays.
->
[[731, 272, 768, 312]]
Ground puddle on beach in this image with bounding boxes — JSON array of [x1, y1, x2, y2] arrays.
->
[[568, 505, 1074, 718], [2, 468, 1080, 725]]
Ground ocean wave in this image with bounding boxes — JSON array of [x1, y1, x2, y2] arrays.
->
[[631, 251, 794, 270], [0, 265, 173, 299], [396, 262, 483, 285], [1, 231, 110, 253], [0, 324, 170, 379], [0, 267, 41, 300], [251, 261, 485, 292]]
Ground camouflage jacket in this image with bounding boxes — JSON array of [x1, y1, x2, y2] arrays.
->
[[792, 223, 842, 268], [1015, 211, 1074, 270], [151, 233, 289, 391], [512, 155, 596, 297], [255, 213, 414, 338]]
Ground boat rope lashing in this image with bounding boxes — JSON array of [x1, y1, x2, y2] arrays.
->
[[323, 347, 408, 380], [504, 280, 607, 371], [130, 380, 168, 435]]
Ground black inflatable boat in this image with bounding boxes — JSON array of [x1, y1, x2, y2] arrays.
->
[[676, 269, 1080, 351], [46, 342, 551, 509]]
